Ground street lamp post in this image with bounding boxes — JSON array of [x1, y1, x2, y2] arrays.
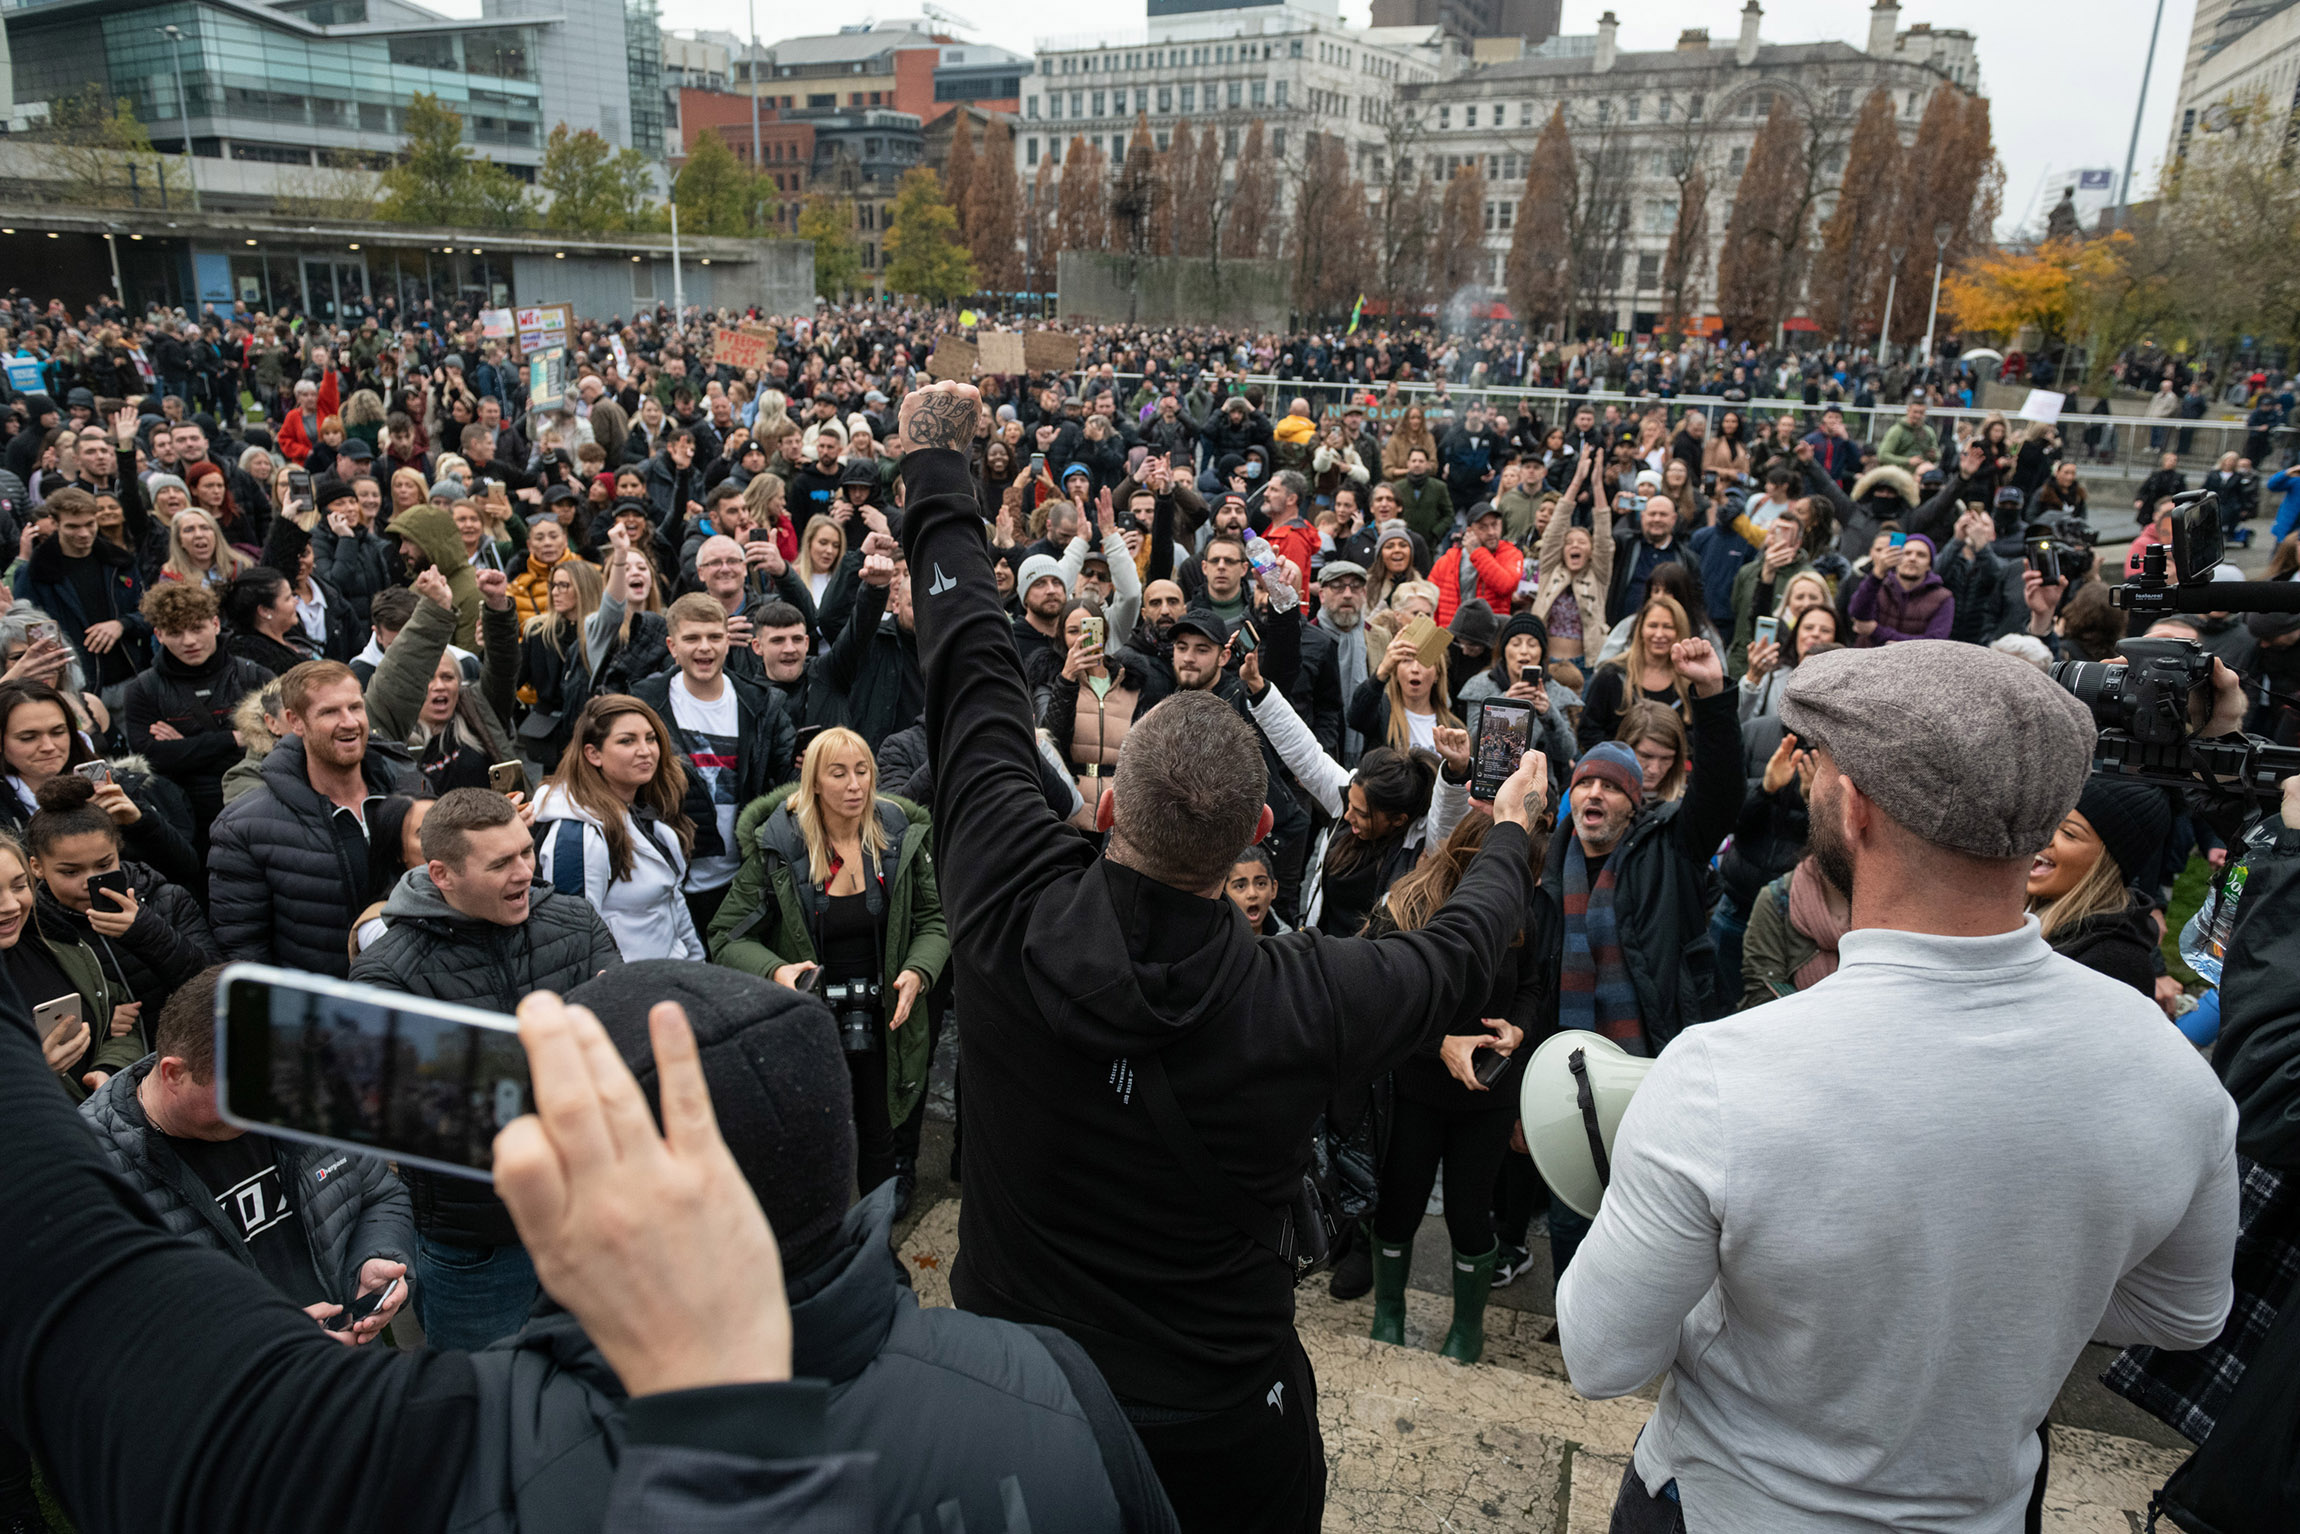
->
[[1878, 245, 1906, 363], [1920, 220, 1952, 374], [158, 25, 201, 214], [746, 0, 761, 170]]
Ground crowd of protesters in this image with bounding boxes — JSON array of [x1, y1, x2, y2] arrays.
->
[[0, 285, 2295, 1534]]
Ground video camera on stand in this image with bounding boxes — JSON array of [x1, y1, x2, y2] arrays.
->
[[2049, 490, 2300, 830]]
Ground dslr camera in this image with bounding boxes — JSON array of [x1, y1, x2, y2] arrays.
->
[[818, 976, 883, 1055], [2052, 491, 2300, 816]]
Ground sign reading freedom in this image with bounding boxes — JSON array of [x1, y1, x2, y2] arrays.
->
[[712, 326, 780, 371]]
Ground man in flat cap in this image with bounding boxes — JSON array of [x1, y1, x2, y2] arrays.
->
[[1558, 640, 2240, 1534]]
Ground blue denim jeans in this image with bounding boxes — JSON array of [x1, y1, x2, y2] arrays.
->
[[413, 1237, 539, 1351]]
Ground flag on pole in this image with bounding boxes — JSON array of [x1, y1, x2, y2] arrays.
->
[[1347, 294, 1366, 336]]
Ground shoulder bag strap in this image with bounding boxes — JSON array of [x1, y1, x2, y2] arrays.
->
[[1567, 1045, 1613, 1190], [1132, 1051, 1294, 1265]]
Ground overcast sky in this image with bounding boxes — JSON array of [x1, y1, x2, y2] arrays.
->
[[647, 0, 2198, 237]]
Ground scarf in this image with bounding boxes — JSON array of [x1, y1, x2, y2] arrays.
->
[[1318, 610, 1369, 760], [1787, 858, 1852, 991], [1560, 840, 1643, 1052]]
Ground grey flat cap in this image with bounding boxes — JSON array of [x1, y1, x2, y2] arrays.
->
[[1318, 560, 1369, 583], [1780, 640, 2096, 860]]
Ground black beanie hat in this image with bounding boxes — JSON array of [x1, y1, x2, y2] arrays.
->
[[568, 961, 856, 1280], [1449, 597, 1500, 650], [312, 473, 357, 509], [2074, 775, 2172, 889], [1499, 610, 1550, 659]]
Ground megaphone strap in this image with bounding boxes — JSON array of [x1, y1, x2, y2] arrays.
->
[[1569, 1046, 1613, 1191]]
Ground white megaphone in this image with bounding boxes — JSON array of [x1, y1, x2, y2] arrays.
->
[[1518, 1031, 1656, 1220]]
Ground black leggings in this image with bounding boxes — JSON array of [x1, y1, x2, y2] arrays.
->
[[847, 1042, 899, 1198], [1370, 1096, 1515, 1255]]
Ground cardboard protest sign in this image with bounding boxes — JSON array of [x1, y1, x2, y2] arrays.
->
[[978, 332, 1026, 375], [1023, 331, 1077, 374], [711, 326, 779, 371], [927, 336, 978, 380]]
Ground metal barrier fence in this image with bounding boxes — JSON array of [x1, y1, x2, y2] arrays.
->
[[1080, 372, 2288, 488]]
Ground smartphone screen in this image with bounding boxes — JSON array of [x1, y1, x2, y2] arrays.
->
[[288, 469, 311, 496], [2027, 540, 2061, 584], [216, 963, 530, 1182], [1889, 531, 1909, 549], [1471, 697, 1535, 801], [1753, 615, 1779, 646]]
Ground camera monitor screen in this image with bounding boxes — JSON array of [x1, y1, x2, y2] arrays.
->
[[217, 963, 531, 1181]]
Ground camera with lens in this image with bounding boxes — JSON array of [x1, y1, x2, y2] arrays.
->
[[822, 977, 883, 1055], [2054, 490, 2300, 818]]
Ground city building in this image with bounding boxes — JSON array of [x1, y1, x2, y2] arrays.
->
[[805, 106, 924, 292], [1393, 0, 1980, 332], [1370, 0, 1558, 51], [2165, 0, 2300, 172], [1, 0, 665, 180], [1015, 0, 1454, 214]]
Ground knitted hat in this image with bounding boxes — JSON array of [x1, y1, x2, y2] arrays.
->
[[1376, 519, 1413, 550], [1449, 597, 1500, 649], [1901, 532, 1936, 559], [1500, 610, 1550, 659], [568, 961, 855, 1281], [2074, 775, 2172, 888], [312, 474, 357, 509], [1015, 554, 1067, 597], [1571, 741, 1644, 806], [428, 479, 469, 502]]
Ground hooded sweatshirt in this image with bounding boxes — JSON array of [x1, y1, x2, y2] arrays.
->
[[898, 443, 1537, 1411], [388, 503, 481, 649]]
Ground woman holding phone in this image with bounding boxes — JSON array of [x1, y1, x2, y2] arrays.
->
[[0, 680, 198, 891], [0, 830, 127, 1102], [708, 725, 948, 1204], [532, 694, 701, 962], [14, 777, 218, 1099]]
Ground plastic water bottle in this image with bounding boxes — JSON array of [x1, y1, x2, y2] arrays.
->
[[1244, 533, 1282, 581]]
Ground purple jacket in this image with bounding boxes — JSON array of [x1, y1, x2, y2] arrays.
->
[[1849, 570, 1955, 645]]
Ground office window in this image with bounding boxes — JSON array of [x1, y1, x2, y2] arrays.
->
[[1659, 94, 1672, 123], [1503, 153, 1518, 180], [1158, 85, 1171, 112], [1273, 80, 1286, 107], [1112, 135, 1124, 164], [1483, 200, 1496, 233], [1026, 136, 1038, 164], [1027, 94, 1039, 118], [1728, 146, 1746, 175], [1438, 104, 1450, 129], [1223, 124, 1239, 157], [1155, 129, 1168, 149], [1627, 96, 1639, 121], [1050, 137, 1061, 163], [1689, 92, 1703, 120], [1520, 102, 1532, 126], [1273, 128, 1285, 155], [1070, 91, 1082, 115], [1227, 80, 1241, 108], [1833, 86, 1853, 114], [1092, 90, 1104, 116], [1637, 252, 1659, 288], [1466, 104, 1477, 128], [1180, 84, 1195, 111], [1250, 79, 1265, 107], [1597, 99, 1611, 125], [1499, 200, 1513, 230]]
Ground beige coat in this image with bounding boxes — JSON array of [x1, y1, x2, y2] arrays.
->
[[1531, 491, 1614, 640]]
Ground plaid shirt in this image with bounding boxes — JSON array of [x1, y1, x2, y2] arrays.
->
[[2103, 1157, 2300, 1444]]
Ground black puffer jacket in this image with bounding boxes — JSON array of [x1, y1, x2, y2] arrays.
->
[[80, 1056, 416, 1309], [209, 735, 419, 977], [31, 865, 217, 1015], [1717, 777, 1809, 915], [122, 647, 279, 832], [2047, 898, 2160, 998], [348, 868, 625, 1248], [0, 763, 200, 897], [450, 1183, 1177, 1534]]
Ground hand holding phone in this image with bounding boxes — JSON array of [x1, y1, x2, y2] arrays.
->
[[1470, 696, 1536, 802]]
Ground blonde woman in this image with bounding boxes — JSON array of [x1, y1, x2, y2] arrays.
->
[[340, 388, 388, 450], [799, 513, 847, 605], [532, 693, 699, 961], [389, 466, 429, 521], [708, 724, 948, 1201], [741, 467, 799, 562], [159, 508, 250, 589], [2025, 776, 2171, 997], [1351, 625, 1462, 752], [1530, 451, 1613, 664], [1578, 592, 1693, 751]]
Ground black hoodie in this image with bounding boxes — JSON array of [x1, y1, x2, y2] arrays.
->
[[900, 445, 1535, 1411]]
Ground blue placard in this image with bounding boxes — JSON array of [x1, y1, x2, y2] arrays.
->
[[3, 356, 43, 394]]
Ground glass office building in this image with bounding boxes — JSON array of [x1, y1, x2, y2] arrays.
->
[[3, 0, 663, 175]]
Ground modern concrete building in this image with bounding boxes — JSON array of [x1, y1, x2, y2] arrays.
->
[[1370, 0, 1559, 51], [1393, 0, 1980, 332], [2165, 0, 2300, 174], [1, 0, 667, 179]]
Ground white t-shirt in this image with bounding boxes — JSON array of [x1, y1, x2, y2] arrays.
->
[[667, 675, 742, 892], [1404, 708, 1437, 753]]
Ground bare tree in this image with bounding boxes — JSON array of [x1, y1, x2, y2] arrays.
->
[[1025, 156, 1060, 293], [1810, 89, 1903, 343], [1056, 136, 1109, 256], [1228, 120, 1279, 261], [966, 117, 1023, 293], [1374, 107, 1438, 320], [1289, 131, 1375, 320], [1109, 113, 1165, 257], [1659, 168, 1710, 347], [1568, 122, 1636, 338], [1505, 105, 1575, 336], [944, 112, 977, 249], [1715, 94, 1812, 344]]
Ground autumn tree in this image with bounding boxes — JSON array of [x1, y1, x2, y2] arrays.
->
[[380, 93, 534, 226], [1110, 113, 1165, 256], [944, 112, 977, 248], [884, 166, 977, 304], [1227, 121, 1277, 261], [1025, 157, 1060, 292], [1714, 94, 1810, 344], [1167, 124, 1214, 257], [797, 194, 862, 300], [1434, 161, 1488, 297], [966, 117, 1023, 293], [1568, 128, 1636, 335], [541, 123, 657, 232], [1809, 90, 1902, 343], [1290, 132, 1375, 318], [1886, 86, 1999, 344], [34, 85, 162, 208], [1506, 105, 1575, 335], [1372, 108, 1437, 318], [1055, 137, 1109, 257], [2155, 91, 2300, 360], [675, 129, 772, 235]]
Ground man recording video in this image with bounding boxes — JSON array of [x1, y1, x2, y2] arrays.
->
[[898, 380, 1544, 1533]]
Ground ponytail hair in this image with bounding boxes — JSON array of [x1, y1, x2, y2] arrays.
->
[[26, 773, 119, 858]]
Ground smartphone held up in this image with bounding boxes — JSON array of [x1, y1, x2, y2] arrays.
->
[[215, 964, 532, 1181]]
